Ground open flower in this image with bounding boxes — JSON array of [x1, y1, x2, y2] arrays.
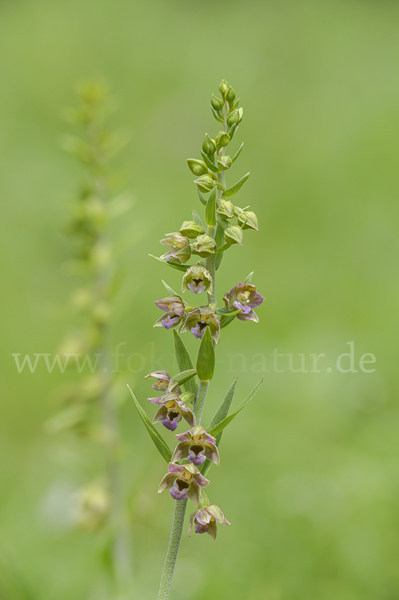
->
[[171, 425, 220, 466], [160, 233, 191, 264], [182, 264, 212, 295], [144, 370, 171, 391], [158, 463, 210, 506], [180, 306, 220, 343], [154, 295, 186, 330], [223, 283, 264, 322], [149, 392, 194, 431], [188, 504, 230, 539]]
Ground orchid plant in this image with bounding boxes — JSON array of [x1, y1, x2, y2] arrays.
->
[[128, 79, 264, 600]]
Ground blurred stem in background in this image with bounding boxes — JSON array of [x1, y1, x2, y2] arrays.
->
[[47, 82, 133, 599]]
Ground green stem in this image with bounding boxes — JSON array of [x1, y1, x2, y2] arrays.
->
[[157, 499, 188, 600]]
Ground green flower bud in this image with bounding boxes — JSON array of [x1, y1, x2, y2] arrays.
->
[[187, 158, 208, 176], [211, 94, 224, 111], [202, 133, 216, 155], [224, 225, 244, 246], [161, 233, 192, 264], [179, 220, 205, 239], [238, 210, 259, 231], [219, 79, 230, 97], [192, 234, 217, 257], [226, 86, 236, 104], [237, 107, 244, 122], [227, 110, 239, 127], [217, 155, 232, 171], [215, 131, 230, 149], [194, 175, 214, 193], [217, 199, 235, 219]]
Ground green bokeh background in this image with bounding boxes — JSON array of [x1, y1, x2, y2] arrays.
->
[[1, 1, 398, 599]]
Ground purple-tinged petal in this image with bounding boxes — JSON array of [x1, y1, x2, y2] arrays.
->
[[237, 309, 259, 323], [195, 523, 210, 534], [162, 418, 179, 431], [187, 282, 205, 294], [188, 450, 206, 466], [193, 473, 210, 488], [167, 463, 186, 475], [157, 473, 177, 493], [191, 324, 204, 339], [195, 509, 212, 526], [162, 315, 181, 329], [203, 432, 216, 444], [203, 443, 220, 466], [170, 481, 188, 500], [175, 430, 192, 443]]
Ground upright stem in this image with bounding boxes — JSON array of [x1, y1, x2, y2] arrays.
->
[[157, 499, 188, 600]]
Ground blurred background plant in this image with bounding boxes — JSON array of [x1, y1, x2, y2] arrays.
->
[[1, 1, 399, 599], [44, 81, 134, 599]]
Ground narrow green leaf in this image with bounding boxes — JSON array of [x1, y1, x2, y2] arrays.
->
[[208, 377, 264, 437], [205, 188, 217, 227], [201, 151, 219, 173], [207, 378, 238, 437], [243, 271, 254, 284], [220, 315, 236, 329], [171, 369, 197, 386], [196, 327, 215, 382], [173, 330, 198, 395], [217, 307, 243, 316], [215, 243, 231, 254], [222, 172, 250, 198], [197, 188, 207, 206], [231, 142, 244, 164], [232, 98, 240, 110], [201, 378, 238, 476], [192, 209, 205, 230], [127, 385, 172, 463], [228, 123, 238, 139], [210, 106, 224, 124], [162, 280, 179, 297], [149, 254, 190, 272]]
